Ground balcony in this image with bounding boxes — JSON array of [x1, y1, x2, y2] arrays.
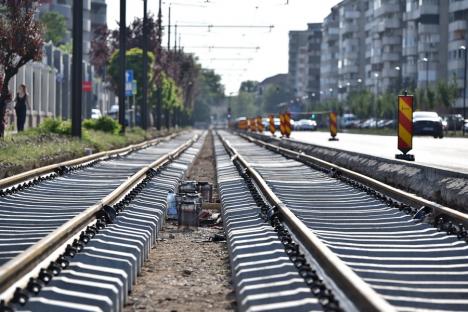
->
[[420, 4, 439, 15], [449, 0, 468, 13], [343, 10, 360, 19], [449, 20, 467, 33], [418, 24, 439, 35], [375, 4, 401, 17], [403, 45, 417, 56], [403, 9, 420, 21], [383, 36, 401, 45], [381, 52, 400, 62]]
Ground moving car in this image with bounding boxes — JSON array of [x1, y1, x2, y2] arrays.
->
[[413, 111, 444, 138], [295, 119, 317, 131]]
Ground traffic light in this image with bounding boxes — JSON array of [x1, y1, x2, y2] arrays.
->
[[311, 114, 316, 120]]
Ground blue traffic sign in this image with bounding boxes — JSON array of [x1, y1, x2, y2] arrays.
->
[[125, 69, 134, 96]]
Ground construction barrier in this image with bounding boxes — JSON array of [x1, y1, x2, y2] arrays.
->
[[396, 95, 415, 161], [251, 117, 257, 132], [284, 111, 292, 138], [256, 116, 264, 133], [279, 113, 286, 136], [329, 112, 339, 141], [269, 114, 275, 135]]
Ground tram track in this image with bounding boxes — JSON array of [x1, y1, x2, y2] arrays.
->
[[217, 130, 468, 312], [0, 132, 203, 311]]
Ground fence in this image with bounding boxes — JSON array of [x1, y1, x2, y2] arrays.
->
[[6, 43, 114, 131]]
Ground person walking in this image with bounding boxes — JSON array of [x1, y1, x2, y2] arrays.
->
[[14, 84, 29, 132]]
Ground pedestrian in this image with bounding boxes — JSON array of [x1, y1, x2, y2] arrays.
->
[[14, 84, 29, 132]]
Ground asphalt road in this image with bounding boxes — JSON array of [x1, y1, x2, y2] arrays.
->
[[281, 131, 468, 174]]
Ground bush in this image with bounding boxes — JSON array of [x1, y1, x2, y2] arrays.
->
[[82, 116, 121, 134], [38, 118, 71, 135]]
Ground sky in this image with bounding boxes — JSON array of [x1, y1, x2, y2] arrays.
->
[[107, 0, 342, 94]]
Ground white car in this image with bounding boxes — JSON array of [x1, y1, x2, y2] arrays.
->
[[91, 109, 102, 119]]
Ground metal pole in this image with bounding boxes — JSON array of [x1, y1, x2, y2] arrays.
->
[[155, 0, 163, 130], [71, 0, 83, 138], [168, 6, 171, 52], [119, 0, 126, 134], [464, 48, 467, 136], [142, 0, 148, 129]]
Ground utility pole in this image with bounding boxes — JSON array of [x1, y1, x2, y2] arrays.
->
[[119, 0, 126, 134], [71, 0, 83, 138], [167, 5, 171, 52], [142, 0, 149, 129], [174, 24, 178, 51], [155, 0, 163, 130], [462, 45, 467, 136]]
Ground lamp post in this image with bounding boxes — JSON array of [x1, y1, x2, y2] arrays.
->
[[142, 0, 148, 129], [374, 72, 379, 128], [461, 45, 467, 136], [71, 0, 83, 138], [395, 66, 401, 93], [422, 57, 429, 109]]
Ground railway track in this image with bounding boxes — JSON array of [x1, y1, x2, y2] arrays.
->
[[216, 130, 468, 312], [0, 132, 203, 311]]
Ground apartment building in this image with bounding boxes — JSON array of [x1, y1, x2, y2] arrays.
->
[[448, 0, 468, 109], [288, 24, 322, 99], [365, 0, 405, 94], [337, 0, 367, 101], [402, 0, 449, 91], [39, 0, 106, 61], [320, 5, 340, 101]]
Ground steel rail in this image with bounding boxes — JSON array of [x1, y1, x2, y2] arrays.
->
[[240, 133, 468, 226], [0, 134, 198, 295], [0, 132, 180, 190], [218, 134, 396, 312]]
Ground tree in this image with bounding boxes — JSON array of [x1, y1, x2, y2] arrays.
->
[[90, 25, 111, 78], [39, 11, 67, 45], [192, 69, 224, 122], [108, 48, 155, 126], [0, 0, 43, 137], [261, 84, 291, 113]]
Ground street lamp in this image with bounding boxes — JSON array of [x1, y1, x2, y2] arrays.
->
[[374, 73, 379, 128], [461, 45, 467, 136], [395, 66, 401, 93], [422, 57, 429, 95]]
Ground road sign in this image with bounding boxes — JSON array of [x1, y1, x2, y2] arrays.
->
[[125, 70, 134, 96], [132, 80, 137, 96], [328, 112, 339, 141], [82, 81, 92, 92], [396, 95, 415, 161]]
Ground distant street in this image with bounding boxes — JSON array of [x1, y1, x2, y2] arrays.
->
[[282, 131, 468, 174]]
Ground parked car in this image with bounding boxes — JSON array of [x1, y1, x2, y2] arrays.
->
[[91, 109, 102, 119], [441, 114, 464, 131], [360, 118, 377, 129], [274, 118, 280, 129], [413, 111, 444, 138], [340, 114, 359, 128], [295, 119, 317, 131]]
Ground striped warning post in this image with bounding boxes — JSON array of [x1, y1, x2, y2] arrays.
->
[[269, 114, 275, 135], [256, 116, 264, 133], [251, 118, 257, 132], [284, 111, 292, 138], [329, 112, 339, 141], [397, 95, 414, 154], [279, 113, 285, 137]]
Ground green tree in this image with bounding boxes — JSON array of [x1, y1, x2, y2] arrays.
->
[[192, 69, 224, 122], [40, 11, 67, 45], [261, 84, 291, 114]]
